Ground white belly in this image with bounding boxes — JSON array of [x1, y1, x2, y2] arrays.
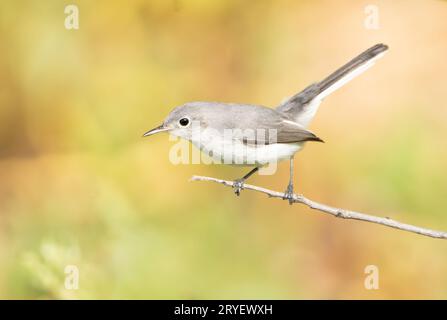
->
[[191, 136, 303, 166]]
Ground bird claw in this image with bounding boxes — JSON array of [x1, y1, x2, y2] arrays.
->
[[282, 184, 294, 205], [233, 179, 245, 196]]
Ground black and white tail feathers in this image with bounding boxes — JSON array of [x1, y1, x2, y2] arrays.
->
[[277, 43, 388, 128]]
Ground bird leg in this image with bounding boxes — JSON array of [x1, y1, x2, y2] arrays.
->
[[283, 156, 295, 205], [233, 167, 259, 196]]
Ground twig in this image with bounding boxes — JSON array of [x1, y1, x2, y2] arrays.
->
[[190, 175, 447, 240]]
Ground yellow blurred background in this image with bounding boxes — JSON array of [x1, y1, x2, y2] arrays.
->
[[1, 0, 447, 299]]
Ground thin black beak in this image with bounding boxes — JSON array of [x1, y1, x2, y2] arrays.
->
[[142, 124, 169, 137]]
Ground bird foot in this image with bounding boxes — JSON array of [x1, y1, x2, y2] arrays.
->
[[232, 179, 245, 196], [282, 184, 294, 205]]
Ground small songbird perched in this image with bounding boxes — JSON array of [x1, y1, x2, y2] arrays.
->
[[144, 44, 388, 203]]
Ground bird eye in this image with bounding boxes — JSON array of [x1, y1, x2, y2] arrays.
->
[[179, 117, 190, 127]]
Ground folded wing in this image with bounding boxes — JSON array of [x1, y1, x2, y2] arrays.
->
[[237, 118, 323, 145]]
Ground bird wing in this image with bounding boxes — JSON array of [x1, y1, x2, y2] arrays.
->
[[234, 116, 323, 145], [200, 103, 323, 145], [275, 120, 323, 144]]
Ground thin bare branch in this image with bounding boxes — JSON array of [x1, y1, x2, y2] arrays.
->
[[190, 175, 447, 240]]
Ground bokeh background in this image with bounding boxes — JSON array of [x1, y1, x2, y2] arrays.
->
[[0, 0, 446, 299]]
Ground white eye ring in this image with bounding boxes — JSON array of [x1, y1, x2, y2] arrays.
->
[[178, 117, 190, 127]]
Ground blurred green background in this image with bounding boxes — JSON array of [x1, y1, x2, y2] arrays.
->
[[1, 0, 447, 299]]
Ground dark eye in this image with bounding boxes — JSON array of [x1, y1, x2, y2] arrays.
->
[[179, 117, 190, 127]]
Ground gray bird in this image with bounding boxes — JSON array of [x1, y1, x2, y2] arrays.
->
[[144, 44, 388, 203]]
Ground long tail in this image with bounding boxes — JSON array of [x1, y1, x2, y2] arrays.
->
[[277, 43, 389, 128]]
